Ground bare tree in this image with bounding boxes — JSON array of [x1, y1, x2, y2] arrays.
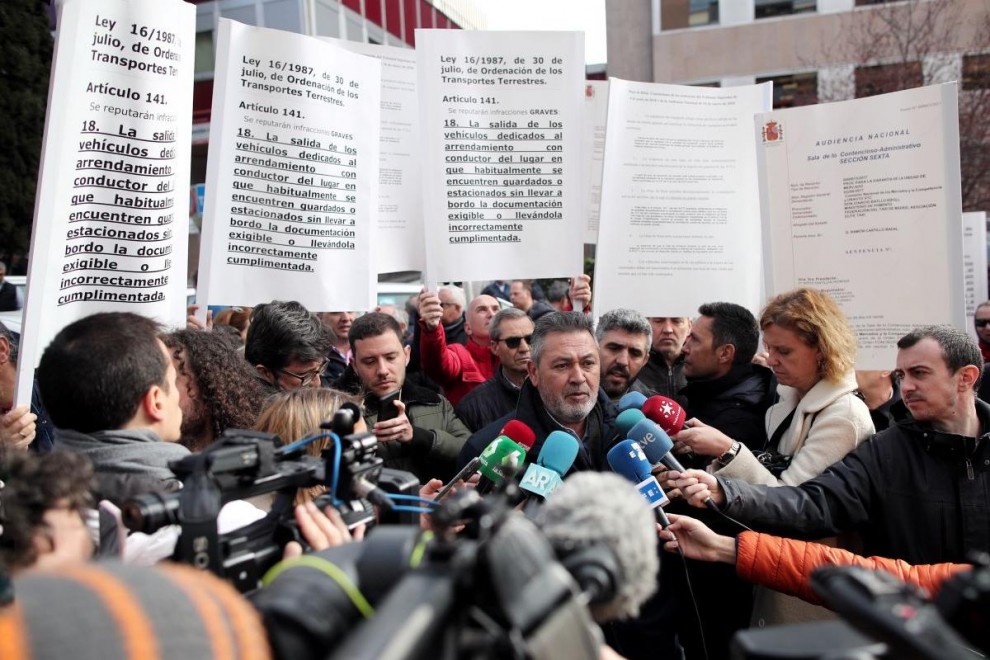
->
[[809, 0, 990, 211]]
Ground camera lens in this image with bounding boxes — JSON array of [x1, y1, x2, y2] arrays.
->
[[121, 492, 180, 533]]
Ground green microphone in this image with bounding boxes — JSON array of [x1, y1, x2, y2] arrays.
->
[[476, 436, 526, 494]]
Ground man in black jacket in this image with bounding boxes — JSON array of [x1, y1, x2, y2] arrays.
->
[[667, 301, 775, 659], [675, 301, 776, 457], [457, 311, 618, 472], [454, 307, 533, 432], [677, 325, 990, 567]]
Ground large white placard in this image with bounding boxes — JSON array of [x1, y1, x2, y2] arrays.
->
[[198, 20, 381, 312], [963, 211, 988, 340], [758, 83, 964, 369], [17, 0, 194, 404], [593, 80, 771, 317], [583, 80, 608, 245], [417, 30, 585, 284], [326, 39, 425, 274]]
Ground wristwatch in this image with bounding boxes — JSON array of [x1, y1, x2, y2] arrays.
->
[[716, 441, 742, 468]]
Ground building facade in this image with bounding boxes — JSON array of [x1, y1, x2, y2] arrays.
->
[[607, 0, 989, 106], [188, 0, 480, 180]]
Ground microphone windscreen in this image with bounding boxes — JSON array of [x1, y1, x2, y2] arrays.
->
[[615, 409, 646, 437], [537, 431, 580, 476], [478, 436, 526, 482], [501, 419, 536, 451], [617, 391, 647, 412], [535, 472, 658, 621], [627, 418, 675, 466], [641, 395, 686, 435], [606, 439, 652, 482]]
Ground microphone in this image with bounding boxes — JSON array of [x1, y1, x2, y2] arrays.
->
[[641, 395, 686, 435], [617, 390, 647, 413], [500, 419, 536, 452], [627, 418, 686, 473], [519, 431, 579, 502], [606, 439, 672, 529], [628, 418, 719, 511], [615, 408, 646, 438], [536, 471, 659, 622], [475, 435, 527, 495]]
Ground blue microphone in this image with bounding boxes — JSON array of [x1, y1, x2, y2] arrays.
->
[[615, 409, 646, 438], [617, 391, 647, 413], [627, 418, 686, 473], [606, 439, 672, 528], [519, 431, 580, 501]]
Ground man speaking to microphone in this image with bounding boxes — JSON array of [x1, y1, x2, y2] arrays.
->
[[458, 312, 618, 474]]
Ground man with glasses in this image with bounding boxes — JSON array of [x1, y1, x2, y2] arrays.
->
[[455, 308, 534, 432], [245, 301, 333, 393], [417, 290, 501, 406], [350, 312, 470, 482]]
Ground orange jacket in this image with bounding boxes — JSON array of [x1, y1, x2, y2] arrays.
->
[[735, 531, 970, 605]]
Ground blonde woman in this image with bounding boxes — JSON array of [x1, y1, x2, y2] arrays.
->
[[254, 387, 364, 505], [668, 288, 875, 628]]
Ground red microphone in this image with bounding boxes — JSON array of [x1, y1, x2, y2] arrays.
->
[[500, 419, 536, 452], [641, 395, 687, 435]]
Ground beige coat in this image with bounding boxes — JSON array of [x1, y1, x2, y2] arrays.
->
[[713, 369, 875, 628]]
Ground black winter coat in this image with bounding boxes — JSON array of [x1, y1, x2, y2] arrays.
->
[[720, 398, 990, 564], [456, 381, 618, 474]]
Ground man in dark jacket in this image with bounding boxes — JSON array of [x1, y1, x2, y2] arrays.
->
[[350, 312, 470, 483], [457, 311, 618, 472], [596, 308, 655, 403], [675, 302, 775, 456], [637, 317, 690, 405], [666, 302, 775, 659], [455, 308, 534, 432], [35, 312, 188, 505], [677, 325, 990, 568]]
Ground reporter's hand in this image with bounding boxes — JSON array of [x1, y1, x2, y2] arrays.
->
[[657, 513, 736, 563], [418, 289, 443, 331], [652, 468, 683, 499], [373, 400, 414, 442], [0, 405, 36, 451], [283, 501, 364, 559], [673, 469, 724, 509], [673, 419, 733, 457]]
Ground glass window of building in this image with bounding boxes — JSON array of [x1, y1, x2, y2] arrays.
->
[[661, 0, 718, 30], [854, 62, 923, 97], [756, 72, 817, 108], [194, 31, 214, 76], [963, 54, 990, 91], [755, 0, 816, 20]]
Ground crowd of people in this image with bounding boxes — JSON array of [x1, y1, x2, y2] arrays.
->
[[0, 274, 987, 659]]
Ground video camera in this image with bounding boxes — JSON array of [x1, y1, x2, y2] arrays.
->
[[732, 554, 990, 659], [252, 478, 609, 660], [121, 405, 419, 592]]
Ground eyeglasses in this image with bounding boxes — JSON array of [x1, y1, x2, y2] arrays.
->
[[976, 319, 990, 328], [498, 335, 533, 349], [278, 358, 329, 387]]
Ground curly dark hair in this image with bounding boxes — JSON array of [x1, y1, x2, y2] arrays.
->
[[163, 330, 270, 452], [0, 450, 94, 573]]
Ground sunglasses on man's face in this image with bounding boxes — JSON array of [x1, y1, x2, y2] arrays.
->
[[976, 319, 990, 328], [499, 335, 533, 349]]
